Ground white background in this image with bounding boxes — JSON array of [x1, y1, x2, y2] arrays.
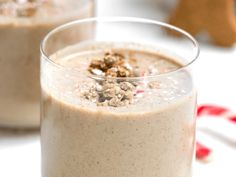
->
[[0, 0, 236, 177]]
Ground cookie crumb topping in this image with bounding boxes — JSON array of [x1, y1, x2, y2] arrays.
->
[[88, 52, 134, 77], [83, 52, 160, 107], [82, 80, 135, 107]]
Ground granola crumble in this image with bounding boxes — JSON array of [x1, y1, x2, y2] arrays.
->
[[82, 52, 161, 107], [88, 52, 134, 77], [82, 52, 139, 107], [82, 81, 135, 107]]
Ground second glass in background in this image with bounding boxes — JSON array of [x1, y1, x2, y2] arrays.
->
[[0, 0, 94, 128]]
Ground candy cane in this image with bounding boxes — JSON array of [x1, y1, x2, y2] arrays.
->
[[197, 105, 236, 123], [196, 105, 236, 162], [196, 142, 213, 162]]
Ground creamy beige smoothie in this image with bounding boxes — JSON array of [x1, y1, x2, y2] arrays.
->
[[0, 0, 94, 128], [41, 42, 197, 177]]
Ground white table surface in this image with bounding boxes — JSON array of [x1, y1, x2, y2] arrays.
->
[[0, 0, 236, 177]]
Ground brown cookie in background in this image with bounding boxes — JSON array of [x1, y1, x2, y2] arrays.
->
[[168, 0, 236, 47]]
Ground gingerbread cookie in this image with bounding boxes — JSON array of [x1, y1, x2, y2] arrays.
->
[[168, 0, 236, 47]]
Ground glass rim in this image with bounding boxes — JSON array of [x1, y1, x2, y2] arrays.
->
[[40, 17, 200, 80]]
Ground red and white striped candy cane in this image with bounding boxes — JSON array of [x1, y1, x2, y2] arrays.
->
[[196, 142, 213, 162], [196, 105, 236, 162], [198, 105, 236, 123]]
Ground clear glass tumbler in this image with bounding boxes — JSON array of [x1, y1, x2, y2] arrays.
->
[[0, 0, 94, 128], [41, 17, 199, 177]]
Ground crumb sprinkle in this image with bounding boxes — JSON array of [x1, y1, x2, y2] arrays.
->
[[88, 52, 134, 77], [82, 52, 160, 107], [82, 80, 135, 107]]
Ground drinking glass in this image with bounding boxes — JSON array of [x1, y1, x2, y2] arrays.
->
[[41, 17, 199, 177]]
